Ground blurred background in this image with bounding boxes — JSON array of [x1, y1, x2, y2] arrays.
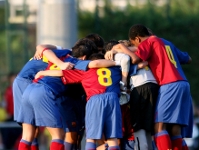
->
[[0, 0, 199, 149]]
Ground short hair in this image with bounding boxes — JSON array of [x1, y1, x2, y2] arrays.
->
[[72, 38, 98, 59], [128, 24, 150, 40], [118, 40, 131, 46], [85, 33, 105, 54], [88, 53, 105, 60], [104, 40, 119, 52]]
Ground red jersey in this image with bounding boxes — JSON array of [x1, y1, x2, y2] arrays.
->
[[61, 67, 121, 100], [135, 36, 189, 85]]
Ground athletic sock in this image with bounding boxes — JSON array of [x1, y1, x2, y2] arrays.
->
[[134, 129, 148, 150], [50, 139, 64, 150], [85, 142, 96, 150], [18, 139, 31, 150], [64, 141, 73, 150], [154, 130, 172, 150], [108, 146, 120, 150], [171, 135, 182, 150], [31, 138, 39, 150], [182, 139, 188, 150]]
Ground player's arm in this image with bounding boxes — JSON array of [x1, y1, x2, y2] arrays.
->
[[105, 43, 141, 64], [35, 70, 63, 79], [34, 44, 59, 59], [114, 43, 141, 64], [35, 44, 74, 70], [87, 59, 120, 68]]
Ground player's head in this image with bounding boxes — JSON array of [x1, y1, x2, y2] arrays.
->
[[104, 40, 119, 52], [72, 38, 98, 60], [88, 53, 105, 60], [128, 24, 150, 46], [85, 33, 105, 54], [118, 40, 131, 47]]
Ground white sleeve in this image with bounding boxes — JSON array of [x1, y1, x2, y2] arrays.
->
[[114, 53, 130, 72]]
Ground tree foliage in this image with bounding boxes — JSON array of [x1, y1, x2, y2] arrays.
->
[[78, 0, 199, 102]]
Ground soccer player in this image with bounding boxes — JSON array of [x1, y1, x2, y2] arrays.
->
[[34, 53, 123, 150], [17, 41, 120, 150], [105, 41, 157, 150], [13, 45, 73, 150], [115, 24, 193, 150], [85, 33, 105, 54], [70, 33, 106, 149], [104, 40, 131, 90]]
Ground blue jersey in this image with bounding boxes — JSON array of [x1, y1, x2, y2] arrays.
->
[[17, 49, 72, 80], [161, 38, 189, 81], [36, 57, 91, 97], [135, 36, 190, 85], [13, 49, 71, 121]]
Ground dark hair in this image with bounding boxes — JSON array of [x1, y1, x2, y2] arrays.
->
[[88, 53, 105, 60], [72, 38, 98, 59], [104, 40, 119, 52], [85, 33, 105, 54], [118, 40, 131, 46], [128, 24, 150, 40]]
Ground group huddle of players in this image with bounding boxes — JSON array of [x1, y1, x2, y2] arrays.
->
[[13, 24, 193, 150]]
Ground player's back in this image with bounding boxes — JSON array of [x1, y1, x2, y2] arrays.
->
[[136, 36, 189, 85], [17, 49, 71, 80], [37, 56, 90, 97], [81, 66, 122, 100]]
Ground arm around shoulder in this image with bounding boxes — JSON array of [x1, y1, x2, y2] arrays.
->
[[88, 59, 118, 68]]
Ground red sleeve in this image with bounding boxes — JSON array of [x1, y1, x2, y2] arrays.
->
[[61, 69, 85, 84], [135, 36, 155, 61]]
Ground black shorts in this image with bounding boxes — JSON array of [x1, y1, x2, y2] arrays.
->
[[129, 83, 159, 132]]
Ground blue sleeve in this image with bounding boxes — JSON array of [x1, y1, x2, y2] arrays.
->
[[174, 47, 189, 64], [128, 64, 138, 76], [74, 60, 91, 71]]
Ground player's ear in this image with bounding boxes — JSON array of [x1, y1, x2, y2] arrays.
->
[[82, 55, 87, 60], [136, 37, 141, 43]]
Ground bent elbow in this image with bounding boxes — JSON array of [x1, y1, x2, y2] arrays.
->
[[131, 58, 140, 64]]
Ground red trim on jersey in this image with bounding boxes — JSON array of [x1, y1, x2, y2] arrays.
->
[[33, 76, 44, 83], [33, 54, 70, 83], [41, 48, 50, 57]]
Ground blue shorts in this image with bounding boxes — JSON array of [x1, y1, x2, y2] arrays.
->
[[58, 96, 79, 132], [85, 92, 122, 139], [17, 83, 64, 128], [155, 81, 193, 137], [13, 76, 32, 122]]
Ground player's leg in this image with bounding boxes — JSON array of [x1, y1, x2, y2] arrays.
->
[[106, 138, 120, 150], [18, 123, 36, 150], [96, 134, 108, 150], [86, 139, 97, 150], [169, 124, 183, 150], [154, 122, 172, 150], [31, 127, 40, 150], [46, 127, 65, 150], [104, 93, 122, 150], [134, 129, 148, 150], [64, 132, 78, 150]]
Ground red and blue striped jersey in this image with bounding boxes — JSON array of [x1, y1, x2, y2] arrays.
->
[[61, 66, 122, 100], [135, 36, 189, 85]]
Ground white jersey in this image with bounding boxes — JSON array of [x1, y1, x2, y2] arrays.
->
[[130, 67, 157, 90]]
